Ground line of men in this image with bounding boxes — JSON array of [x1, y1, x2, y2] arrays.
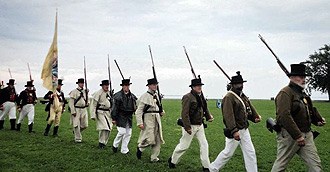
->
[[0, 63, 326, 172]]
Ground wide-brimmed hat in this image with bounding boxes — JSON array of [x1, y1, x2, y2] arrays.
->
[[25, 81, 34, 87], [76, 78, 84, 84], [229, 71, 247, 84], [120, 79, 131, 86], [146, 78, 158, 86], [100, 80, 110, 86], [58, 79, 64, 85], [287, 64, 310, 77], [189, 78, 204, 87], [7, 79, 15, 85]]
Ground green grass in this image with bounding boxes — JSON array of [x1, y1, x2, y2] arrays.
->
[[0, 99, 329, 172]]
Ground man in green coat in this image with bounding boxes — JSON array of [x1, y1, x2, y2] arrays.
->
[[271, 64, 326, 172]]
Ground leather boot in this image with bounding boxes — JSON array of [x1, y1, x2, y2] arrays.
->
[[44, 124, 51, 136], [28, 123, 34, 133], [16, 123, 21, 131], [53, 126, 59, 136], [10, 119, 16, 130], [0, 120, 5, 130]]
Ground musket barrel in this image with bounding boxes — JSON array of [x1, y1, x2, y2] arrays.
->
[[213, 60, 231, 81], [114, 59, 125, 79]]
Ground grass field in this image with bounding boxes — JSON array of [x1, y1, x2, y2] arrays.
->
[[0, 99, 329, 172]]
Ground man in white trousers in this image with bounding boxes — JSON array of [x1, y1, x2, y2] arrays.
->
[[16, 81, 37, 132], [168, 78, 214, 172], [111, 79, 137, 154], [0, 79, 18, 130], [210, 71, 261, 172]]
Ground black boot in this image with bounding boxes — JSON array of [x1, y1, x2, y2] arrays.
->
[[0, 120, 5, 130], [168, 157, 176, 168], [28, 123, 34, 133], [10, 119, 16, 130], [136, 147, 142, 159], [44, 124, 51, 136], [53, 126, 59, 136], [16, 123, 21, 131], [99, 142, 105, 149]]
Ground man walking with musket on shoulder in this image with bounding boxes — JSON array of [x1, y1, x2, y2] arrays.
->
[[69, 78, 89, 143], [111, 78, 137, 154], [168, 77, 214, 171], [210, 71, 261, 172], [136, 78, 165, 162], [90, 80, 113, 149], [16, 81, 37, 132], [271, 64, 326, 172], [0, 79, 18, 130]]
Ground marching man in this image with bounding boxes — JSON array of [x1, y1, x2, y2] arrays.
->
[[16, 81, 37, 132], [0, 79, 18, 130]]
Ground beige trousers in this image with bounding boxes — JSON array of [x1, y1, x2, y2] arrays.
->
[[72, 108, 88, 142], [48, 105, 62, 126], [139, 120, 161, 161], [271, 129, 322, 172], [99, 130, 110, 145]]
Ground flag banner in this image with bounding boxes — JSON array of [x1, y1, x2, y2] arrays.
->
[[41, 12, 58, 91]]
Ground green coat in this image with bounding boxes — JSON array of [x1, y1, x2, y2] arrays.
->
[[221, 90, 259, 136], [181, 90, 211, 131], [275, 82, 313, 140]]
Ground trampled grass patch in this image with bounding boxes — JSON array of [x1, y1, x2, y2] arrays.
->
[[0, 99, 329, 171]]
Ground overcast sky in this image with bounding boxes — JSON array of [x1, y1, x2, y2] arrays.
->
[[0, 0, 329, 100]]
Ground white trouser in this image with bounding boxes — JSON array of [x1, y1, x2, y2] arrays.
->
[[99, 130, 110, 145], [210, 128, 257, 172], [113, 125, 132, 154], [0, 102, 16, 120], [171, 125, 210, 168], [17, 104, 35, 125]]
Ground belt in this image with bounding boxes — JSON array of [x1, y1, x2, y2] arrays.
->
[[98, 108, 110, 111], [74, 106, 86, 109]]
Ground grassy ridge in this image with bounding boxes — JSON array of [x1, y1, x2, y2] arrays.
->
[[0, 99, 329, 172]]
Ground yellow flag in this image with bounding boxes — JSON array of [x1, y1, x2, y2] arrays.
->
[[41, 12, 58, 91]]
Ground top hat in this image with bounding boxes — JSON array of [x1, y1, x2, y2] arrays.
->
[[189, 78, 204, 87], [229, 71, 247, 84], [7, 79, 15, 85], [100, 80, 110, 86], [287, 64, 310, 77], [58, 79, 64, 85], [146, 78, 158, 86], [120, 79, 132, 86], [25, 81, 34, 87], [76, 78, 85, 84]]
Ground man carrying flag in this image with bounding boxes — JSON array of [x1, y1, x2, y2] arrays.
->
[[40, 11, 67, 136]]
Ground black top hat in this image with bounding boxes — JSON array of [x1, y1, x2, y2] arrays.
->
[[287, 64, 310, 77], [146, 78, 158, 86], [76, 78, 85, 84], [189, 78, 204, 87], [100, 80, 110, 86], [229, 71, 247, 84], [58, 79, 64, 85], [120, 79, 131, 86], [7, 79, 15, 85], [25, 81, 34, 87]]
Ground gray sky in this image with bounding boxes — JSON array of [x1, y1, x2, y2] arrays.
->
[[0, 0, 329, 99]]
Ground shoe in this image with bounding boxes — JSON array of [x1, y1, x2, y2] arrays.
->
[[44, 124, 51, 136], [99, 143, 106, 149], [112, 146, 118, 153], [75, 140, 82, 143], [168, 157, 176, 168], [202, 167, 210, 172], [151, 158, 160, 163], [53, 126, 59, 136], [123, 151, 130, 155], [16, 123, 21, 131], [136, 147, 142, 159]]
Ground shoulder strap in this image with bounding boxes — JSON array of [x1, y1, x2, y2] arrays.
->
[[228, 91, 246, 114]]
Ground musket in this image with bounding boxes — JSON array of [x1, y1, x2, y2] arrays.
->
[[107, 54, 114, 97], [84, 56, 89, 104], [213, 60, 231, 81], [183, 46, 210, 123], [148, 45, 163, 106], [27, 63, 33, 82], [183, 46, 197, 78], [8, 68, 12, 78], [258, 34, 289, 75], [114, 59, 125, 79]]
